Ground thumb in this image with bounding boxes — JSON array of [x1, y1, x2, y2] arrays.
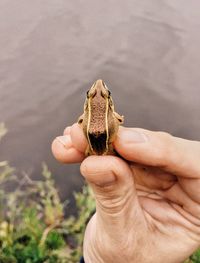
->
[[80, 156, 143, 230], [114, 127, 200, 178]]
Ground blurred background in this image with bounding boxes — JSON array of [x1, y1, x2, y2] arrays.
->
[[0, 0, 200, 202]]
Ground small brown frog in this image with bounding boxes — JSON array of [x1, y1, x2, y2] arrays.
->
[[78, 79, 124, 155]]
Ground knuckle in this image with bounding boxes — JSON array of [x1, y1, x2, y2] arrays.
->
[[157, 131, 173, 145], [154, 131, 174, 167]]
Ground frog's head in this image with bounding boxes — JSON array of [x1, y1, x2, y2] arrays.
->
[[87, 79, 111, 100]]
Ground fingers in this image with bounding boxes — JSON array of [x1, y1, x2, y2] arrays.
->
[[80, 156, 144, 229], [52, 124, 200, 180], [51, 123, 87, 163], [114, 127, 200, 178]]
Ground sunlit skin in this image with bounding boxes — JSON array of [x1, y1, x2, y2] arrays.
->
[[52, 123, 200, 263]]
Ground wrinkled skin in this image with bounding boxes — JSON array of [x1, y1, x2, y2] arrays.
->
[[52, 124, 200, 263]]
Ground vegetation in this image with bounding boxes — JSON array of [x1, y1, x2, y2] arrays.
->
[[0, 123, 199, 262], [0, 123, 95, 262], [0, 159, 95, 263]]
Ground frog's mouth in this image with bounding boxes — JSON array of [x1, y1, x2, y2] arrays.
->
[[88, 132, 107, 155]]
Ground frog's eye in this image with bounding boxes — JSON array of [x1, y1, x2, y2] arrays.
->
[[108, 90, 111, 97], [86, 90, 90, 98], [91, 89, 97, 98]]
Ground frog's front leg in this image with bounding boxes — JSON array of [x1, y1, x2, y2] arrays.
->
[[106, 143, 116, 155], [113, 111, 124, 124], [85, 144, 93, 156]]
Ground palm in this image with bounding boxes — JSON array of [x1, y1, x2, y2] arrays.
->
[[131, 163, 200, 261]]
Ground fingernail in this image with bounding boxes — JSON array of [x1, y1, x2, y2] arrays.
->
[[56, 135, 72, 148], [119, 128, 148, 143]]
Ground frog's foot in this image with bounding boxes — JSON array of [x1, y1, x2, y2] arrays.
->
[[85, 145, 92, 156], [113, 111, 124, 124]]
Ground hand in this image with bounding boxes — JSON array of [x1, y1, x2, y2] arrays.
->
[[52, 124, 200, 263]]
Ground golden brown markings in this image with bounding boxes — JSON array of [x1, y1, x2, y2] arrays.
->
[[105, 92, 109, 154]]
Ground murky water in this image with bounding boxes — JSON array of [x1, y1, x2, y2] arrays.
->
[[0, 0, 200, 200]]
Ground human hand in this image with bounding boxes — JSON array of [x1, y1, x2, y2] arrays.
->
[[52, 124, 200, 263]]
